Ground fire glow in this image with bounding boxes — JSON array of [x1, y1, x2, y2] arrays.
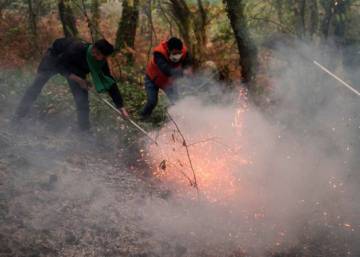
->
[[146, 95, 251, 202]]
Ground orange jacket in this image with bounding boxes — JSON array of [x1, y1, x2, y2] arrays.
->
[[146, 41, 187, 89]]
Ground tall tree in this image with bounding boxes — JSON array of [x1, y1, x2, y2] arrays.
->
[[145, 0, 157, 59], [320, 0, 336, 40], [320, 0, 352, 45], [165, 0, 209, 64], [293, 0, 306, 38], [27, 0, 37, 37], [308, 0, 319, 38], [223, 0, 257, 87], [58, 0, 78, 38], [167, 0, 191, 50], [115, 0, 140, 63], [0, 0, 12, 17], [333, 0, 349, 45], [91, 0, 101, 41]]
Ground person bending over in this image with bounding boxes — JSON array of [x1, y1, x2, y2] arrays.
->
[[15, 37, 128, 131]]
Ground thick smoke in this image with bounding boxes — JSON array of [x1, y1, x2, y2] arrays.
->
[[138, 41, 360, 256], [2, 41, 360, 257]]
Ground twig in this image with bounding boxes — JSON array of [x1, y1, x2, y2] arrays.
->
[[187, 137, 219, 147], [157, 0, 173, 36], [248, 16, 293, 34], [166, 110, 200, 197]]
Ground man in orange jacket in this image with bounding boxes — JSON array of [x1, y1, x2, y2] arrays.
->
[[140, 37, 192, 119]]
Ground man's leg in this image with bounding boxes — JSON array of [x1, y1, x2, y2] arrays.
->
[[140, 76, 159, 118], [15, 72, 53, 118], [15, 51, 58, 119], [67, 78, 90, 131]]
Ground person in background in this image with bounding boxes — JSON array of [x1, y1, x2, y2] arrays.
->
[[15, 37, 128, 131], [140, 37, 192, 119]]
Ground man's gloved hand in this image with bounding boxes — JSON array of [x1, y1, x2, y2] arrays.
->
[[183, 68, 193, 76], [118, 107, 129, 119]]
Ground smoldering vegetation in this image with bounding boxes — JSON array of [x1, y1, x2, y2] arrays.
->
[[1, 41, 360, 257], [138, 41, 360, 257]]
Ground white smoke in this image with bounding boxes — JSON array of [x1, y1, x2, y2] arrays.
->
[[137, 41, 360, 256], [2, 41, 360, 257]]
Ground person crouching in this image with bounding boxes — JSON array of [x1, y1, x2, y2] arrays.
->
[[140, 37, 192, 119]]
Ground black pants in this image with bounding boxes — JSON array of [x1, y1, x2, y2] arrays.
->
[[140, 75, 179, 117], [16, 52, 90, 130]]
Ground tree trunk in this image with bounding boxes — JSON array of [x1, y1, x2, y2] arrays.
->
[[167, 0, 192, 50], [58, 0, 78, 38], [91, 0, 101, 41], [293, 0, 306, 38], [0, 0, 12, 17], [27, 0, 37, 37], [115, 0, 140, 63], [308, 0, 319, 38], [274, 0, 284, 24], [223, 0, 257, 87], [145, 0, 157, 60], [166, 0, 208, 65], [157, 1, 174, 36], [333, 0, 348, 46], [194, 0, 208, 62], [320, 0, 335, 40]]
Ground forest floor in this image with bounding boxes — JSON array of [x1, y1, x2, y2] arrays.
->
[[1, 69, 359, 257], [0, 70, 179, 257]]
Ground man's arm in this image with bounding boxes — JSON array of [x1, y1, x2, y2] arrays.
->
[[108, 85, 128, 118], [182, 52, 193, 69], [57, 44, 90, 90], [107, 85, 124, 109], [182, 52, 193, 76], [102, 62, 123, 108], [102, 62, 128, 118], [154, 52, 183, 77]]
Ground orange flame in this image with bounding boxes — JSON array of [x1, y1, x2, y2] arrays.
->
[[146, 91, 251, 202]]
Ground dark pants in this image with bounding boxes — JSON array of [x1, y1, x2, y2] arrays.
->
[[141, 75, 178, 117], [15, 52, 90, 130]]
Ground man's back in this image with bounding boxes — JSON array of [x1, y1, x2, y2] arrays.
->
[[47, 38, 90, 78]]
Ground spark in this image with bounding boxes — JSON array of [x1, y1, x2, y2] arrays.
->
[[146, 90, 250, 202]]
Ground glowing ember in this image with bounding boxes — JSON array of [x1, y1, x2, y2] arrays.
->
[[146, 93, 251, 202]]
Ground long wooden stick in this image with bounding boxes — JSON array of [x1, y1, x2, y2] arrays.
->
[[90, 91, 158, 145], [313, 60, 360, 97]]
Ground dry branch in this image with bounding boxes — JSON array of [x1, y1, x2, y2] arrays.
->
[[166, 110, 200, 196]]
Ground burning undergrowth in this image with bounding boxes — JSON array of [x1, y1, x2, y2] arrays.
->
[[1, 42, 360, 257], [137, 43, 360, 256]]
